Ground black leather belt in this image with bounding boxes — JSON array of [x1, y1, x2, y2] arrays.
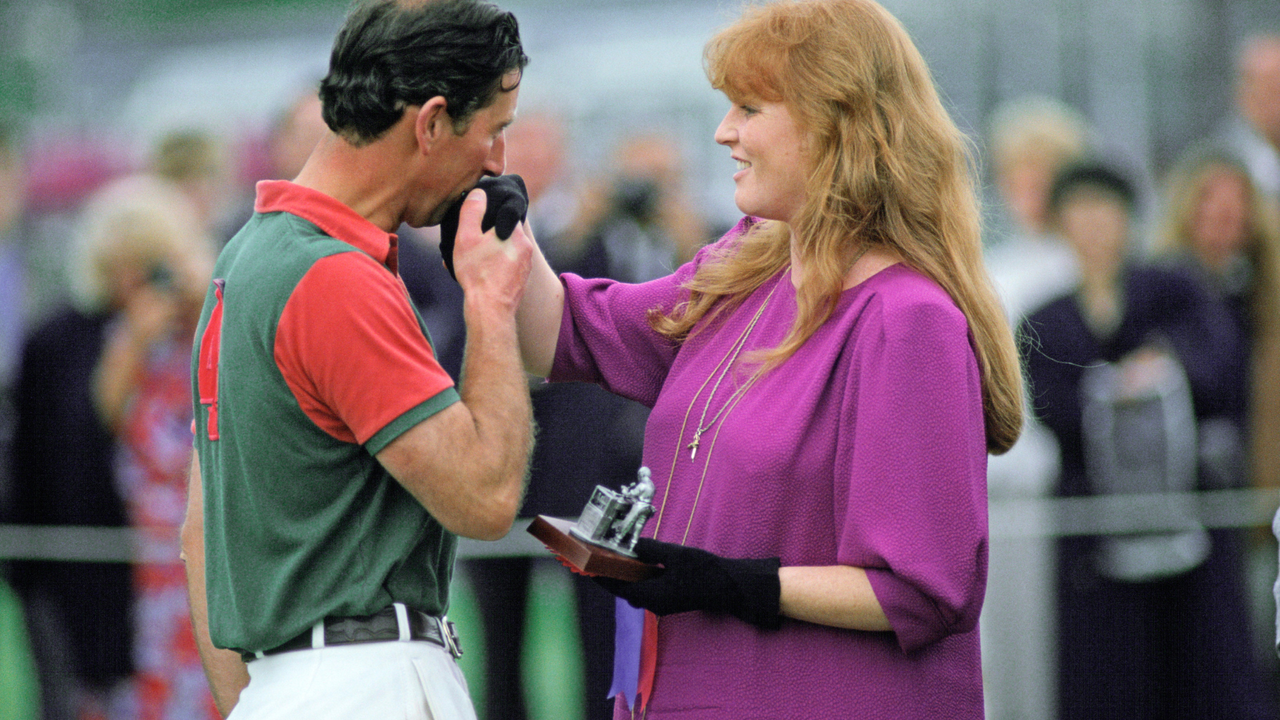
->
[[242, 604, 462, 662]]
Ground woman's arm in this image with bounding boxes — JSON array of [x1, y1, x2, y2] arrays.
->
[[515, 219, 564, 377], [92, 286, 179, 432], [831, 289, 990, 652], [598, 541, 892, 633], [778, 565, 891, 631]]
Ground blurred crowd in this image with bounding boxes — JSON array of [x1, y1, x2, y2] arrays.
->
[[0, 27, 1278, 720]]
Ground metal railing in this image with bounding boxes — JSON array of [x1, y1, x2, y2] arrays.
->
[[1, 488, 1275, 564]]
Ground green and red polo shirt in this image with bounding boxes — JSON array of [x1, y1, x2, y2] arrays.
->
[[191, 180, 460, 654]]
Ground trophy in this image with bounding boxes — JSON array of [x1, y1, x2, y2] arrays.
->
[[528, 468, 659, 581]]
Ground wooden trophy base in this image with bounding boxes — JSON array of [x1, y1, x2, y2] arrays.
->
[[527, 515, 657, 582]]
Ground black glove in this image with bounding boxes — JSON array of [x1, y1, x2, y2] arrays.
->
[[595, 538, 782, 629], [438, 174, 528, 281]]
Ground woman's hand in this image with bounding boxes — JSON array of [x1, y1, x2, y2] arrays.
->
[[594, 538, 782, 629], [594, 539, 894, 634], [92, 281, 181, 432]]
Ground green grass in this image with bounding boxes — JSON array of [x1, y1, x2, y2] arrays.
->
[[0, 577, 40, 720]]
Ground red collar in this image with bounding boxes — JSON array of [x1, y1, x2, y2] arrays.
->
[[254, 180, 399, 272]]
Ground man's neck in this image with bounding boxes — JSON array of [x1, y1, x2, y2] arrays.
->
[[293, 132, 414, 233]]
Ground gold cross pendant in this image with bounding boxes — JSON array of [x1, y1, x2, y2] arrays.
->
[[687, 430, 703, 461]]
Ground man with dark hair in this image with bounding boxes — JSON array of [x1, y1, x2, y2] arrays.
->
[[319, 0, 528, 145], [180, 1, 533, 717]]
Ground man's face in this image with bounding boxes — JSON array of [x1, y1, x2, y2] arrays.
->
[[418, 72, 521, 228]]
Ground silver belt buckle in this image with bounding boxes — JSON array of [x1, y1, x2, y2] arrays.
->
[[438, 616, 463, 659]]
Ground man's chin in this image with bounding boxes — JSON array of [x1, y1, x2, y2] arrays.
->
[[418, 201, 455, 229]]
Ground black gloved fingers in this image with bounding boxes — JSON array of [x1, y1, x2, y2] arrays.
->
[[478, 174, 528, 239], [631, 537, 689, 566], [493, 201, 523, 240], [593, 538, 783, 629], [437, 173, 528, 279]]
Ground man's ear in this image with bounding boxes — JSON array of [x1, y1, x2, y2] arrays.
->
[[414, 96, 451, 154]]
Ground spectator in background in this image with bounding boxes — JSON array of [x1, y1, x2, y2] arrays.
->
[[984, 95, 1093, 321], [503, 112, 578, 244], [223, 87, 333, 243], [1022, 161, 1275, 719], [0, 119, 41, 720], [979, 95, 1093, 720], [148, 129, 235, 243], [1207, 23, 1280, 699], [86, 175, 217, 719], [560, 133, 711, 274], [1154, 145, 1280, 491], [1223, 33, 1280, 202], [1153, 145, 1280, 685], [265, 91, 329, 183], [7, 176, 171, 719]]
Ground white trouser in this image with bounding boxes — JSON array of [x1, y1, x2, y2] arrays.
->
[[228, 640, 477, 720]]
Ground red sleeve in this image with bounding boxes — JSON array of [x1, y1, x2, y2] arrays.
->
[[274, 251, 455, 445]]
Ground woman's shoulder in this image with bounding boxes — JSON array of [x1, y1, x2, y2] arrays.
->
[[689, 216, 763, 262], [1127, 261, 1198, 288], [1124, 263, 1215, 310], [857, 264, 967, 332]]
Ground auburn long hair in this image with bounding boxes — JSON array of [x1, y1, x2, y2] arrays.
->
[[649, 0, 1024, 454]]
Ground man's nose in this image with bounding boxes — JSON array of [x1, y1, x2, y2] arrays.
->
[[484, 134, 506, 176]]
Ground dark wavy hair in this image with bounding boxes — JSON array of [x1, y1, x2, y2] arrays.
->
[[319, 0, 528, 145]]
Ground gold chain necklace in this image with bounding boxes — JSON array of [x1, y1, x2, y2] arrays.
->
[[685, 280, 779, 461], [651, 242, 871, 542], [649, 276, 781, 545]]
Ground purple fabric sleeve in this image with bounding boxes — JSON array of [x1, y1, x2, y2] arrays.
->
[[837, 294, 989, 653], [550, 217, 756, 404]]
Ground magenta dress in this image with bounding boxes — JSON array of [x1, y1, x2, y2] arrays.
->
[[550, 220, 989, 719]]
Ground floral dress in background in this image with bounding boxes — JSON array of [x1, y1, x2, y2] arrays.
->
[[115, 335, 218, 720]]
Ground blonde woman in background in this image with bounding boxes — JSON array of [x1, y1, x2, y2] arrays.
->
[[1155, 145, 1280, 492], [9, 174, 214, 720], [1154, 145, 1280, 691], [984, 95, 1094, 321], [84, 175, 219, 720]]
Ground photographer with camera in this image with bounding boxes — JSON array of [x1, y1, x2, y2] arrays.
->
[[563, 133, 710, 282]]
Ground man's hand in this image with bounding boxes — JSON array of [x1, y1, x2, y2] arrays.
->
[[439, 174, 529, 280], [377, 185, 536, 541], [450, 187, 534, 314]]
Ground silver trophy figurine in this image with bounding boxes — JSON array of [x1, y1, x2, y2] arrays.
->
[[570, 467, 656, 557]]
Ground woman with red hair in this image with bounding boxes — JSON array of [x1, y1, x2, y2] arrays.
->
[[508, 1, 1020, 716]]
